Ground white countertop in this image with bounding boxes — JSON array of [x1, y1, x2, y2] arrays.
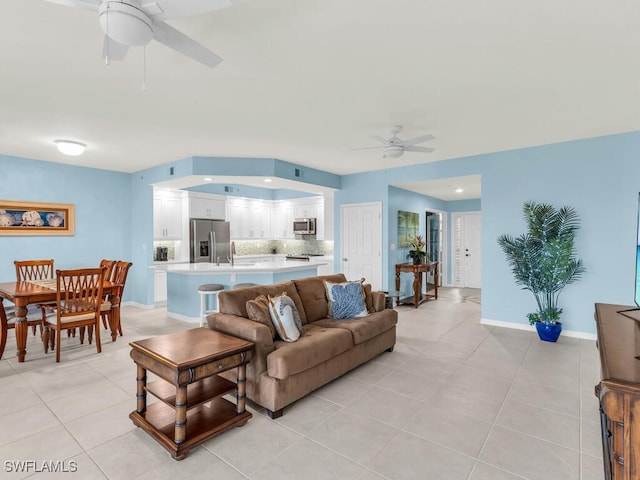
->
[[151, 258, 326, 274]]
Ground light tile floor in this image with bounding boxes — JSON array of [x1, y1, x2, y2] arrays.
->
[[0, 288, 604, 479]]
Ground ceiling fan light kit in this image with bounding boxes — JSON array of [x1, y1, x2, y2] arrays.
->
[[45, 0, 231, 68], [99, 2, 153, 47]]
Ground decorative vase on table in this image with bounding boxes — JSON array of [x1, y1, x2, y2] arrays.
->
[[408, 235, 427, 265]]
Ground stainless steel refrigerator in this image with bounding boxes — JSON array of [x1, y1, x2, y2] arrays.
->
[[189, 219, 231, 263]]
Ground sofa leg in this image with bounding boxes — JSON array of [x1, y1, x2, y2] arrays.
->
[[267, 408, 284, 419], [386, 346, 394, 352]]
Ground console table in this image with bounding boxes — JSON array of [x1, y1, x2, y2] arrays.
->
[[129, 328, 254, 460], [395, 262, 439, 308]]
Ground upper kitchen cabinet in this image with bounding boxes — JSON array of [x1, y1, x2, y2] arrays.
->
[[153, 189, 184, 240], [272, 201, 295, 239], [188, 192, 226, 220], [227, 198, 272, 239], [294, 196, 326, 239]]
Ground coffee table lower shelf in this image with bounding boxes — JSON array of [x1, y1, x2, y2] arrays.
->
[[130, 397, 251, 460]]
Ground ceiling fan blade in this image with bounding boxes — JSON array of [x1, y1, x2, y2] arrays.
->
[[370, 135, 389, 145], [102, 35, 130, 62], [152, 21, 223, 69], [352, 145, 385, 150], [401, 134, 435, 146], [143, 0, 232, 21], [43, 0, 100, 9], [404, 146, 435, 153]]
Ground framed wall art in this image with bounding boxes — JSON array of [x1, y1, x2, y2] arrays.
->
[[397, 210, 419, 247], [0, 200, 75, 236]]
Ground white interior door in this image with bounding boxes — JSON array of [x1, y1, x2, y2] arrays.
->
[[340, 202, 382, 290], [452, 212, 481, 288]]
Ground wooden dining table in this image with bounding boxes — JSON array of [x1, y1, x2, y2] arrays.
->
[[0, 280, 118, 362]]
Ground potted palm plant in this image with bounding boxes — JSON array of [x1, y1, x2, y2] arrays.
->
[[407, 235, 428, 265], [497, 201, 585, 342]]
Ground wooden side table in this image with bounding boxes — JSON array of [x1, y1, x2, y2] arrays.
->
[[129, 327, 254, 460], [395, 262, 439, 308]]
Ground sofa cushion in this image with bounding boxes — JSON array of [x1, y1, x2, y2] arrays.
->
[[246, 295, 277, 339], [268, 293, 303, 342], [267, 324, 354, 380], [313, 310, 398, 345], [292, 274, 347, 323], [218, 280, 308, 324], [324, 280, 368, 319], [363, 284, 374, 313]]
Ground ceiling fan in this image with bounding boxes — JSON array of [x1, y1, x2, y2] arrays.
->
[[44, 0, 232, 68], [355, 126, 435, 158]]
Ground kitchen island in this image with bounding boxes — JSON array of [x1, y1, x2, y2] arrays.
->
[[152, 258, 324, 322]]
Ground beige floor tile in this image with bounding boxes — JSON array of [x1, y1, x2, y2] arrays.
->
[[581, 418, 603, 459], [27, 453, 108, 480], [480, 426, 580, 480], [428, 381, 506, 423], [46, 380, 130, 423], [496, 398, 580, 449], [88, 428, 175, 480], [203, 413, 303, 474], [376, 369, 441, 402], [135, 446, 247, 480], [0, 425, 83, 479], [582, 453, 605, 480], [0, 404, 61, 447], [307, 409, 400, 465], [0, 383, 44, 417], [65, 400, 136, 450], [404, 405, 492, 457], [469, 461, 525, 480], [312, 376, 372, 406], [273, 394, 341, 434], [346, 385, 423, 429], [507, 379, 581, 417], [251, 438, 364, 480], [342, 358, 395, 385], [367, 431, 475, 480]]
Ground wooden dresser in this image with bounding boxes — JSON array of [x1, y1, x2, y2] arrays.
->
[[594, 303, 640, 479]]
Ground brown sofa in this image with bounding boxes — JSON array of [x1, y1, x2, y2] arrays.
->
[[206, 273, 397, 418]]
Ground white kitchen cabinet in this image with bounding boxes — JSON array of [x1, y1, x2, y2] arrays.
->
[[293, 196, 325, 239], [188, 193, 226, 220], [226, 201, 247, 239], [154, 270, 167, 303], [272, 202, 294, 239], [227, 199, 272, 239], [153, 191, 183, 240]]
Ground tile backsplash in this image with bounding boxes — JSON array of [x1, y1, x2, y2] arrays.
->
[[234, 239, 334, 256]]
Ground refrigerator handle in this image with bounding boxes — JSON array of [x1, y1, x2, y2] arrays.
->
[[211, 230, 216, 263]]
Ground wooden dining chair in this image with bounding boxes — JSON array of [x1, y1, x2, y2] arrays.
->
[[40, 268, 105, 363], [0, 301, 7, 360], [100, 261, 132, 338], [6, 259, 56, 337]]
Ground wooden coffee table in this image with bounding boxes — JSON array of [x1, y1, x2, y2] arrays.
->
[[129, 327, 254, 460]]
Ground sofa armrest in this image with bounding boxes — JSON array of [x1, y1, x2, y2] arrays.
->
[[371, 291, 386, 312], [207, 313, 275, 376]]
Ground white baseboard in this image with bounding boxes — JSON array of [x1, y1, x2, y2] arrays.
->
[[480, 318, 597, 341], [124, 301, 154, 310], [166, 311, 200, 324]]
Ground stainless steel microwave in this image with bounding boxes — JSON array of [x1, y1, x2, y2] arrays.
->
[[293, 218, 316, 235]]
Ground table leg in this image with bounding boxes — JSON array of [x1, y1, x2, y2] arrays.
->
[[174, 386, 187, 445], [108, 305, 120, 342], [237, 362, 247, 414], [14, 305, 28, 362], [413, 272, 421, 308], [434, 265, 439, 299], [0, 300, 7, 360], [136, 364, 147, 414]]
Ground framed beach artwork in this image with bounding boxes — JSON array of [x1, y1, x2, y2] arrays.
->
[[397, 210, 419, 247], [0, 200, 75, 236]]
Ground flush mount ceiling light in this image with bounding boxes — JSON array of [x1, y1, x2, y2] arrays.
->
[[455, 188, 464, 193], [54, 140, 86, 156], [204, 177, 213, 182], [264, 178, 273, 183]]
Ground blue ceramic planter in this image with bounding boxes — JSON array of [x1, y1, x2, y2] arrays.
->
[[535, 321, 562, 342]]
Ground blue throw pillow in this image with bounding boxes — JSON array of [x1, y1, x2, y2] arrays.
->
[[324, 280, 368, 319]]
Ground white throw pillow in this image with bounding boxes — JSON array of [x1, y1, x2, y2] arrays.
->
[[268, 292, 303, 342], [324, 280, 368, 319]]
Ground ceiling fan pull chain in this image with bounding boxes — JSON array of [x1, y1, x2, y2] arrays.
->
[[105, 3, 110, 65], [142, 46, 146, 92]]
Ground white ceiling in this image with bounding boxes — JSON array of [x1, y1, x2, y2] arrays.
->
[[3, 0, 640, 200]]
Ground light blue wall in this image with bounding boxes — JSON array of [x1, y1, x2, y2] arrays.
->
[[335, 131, 640, 335], [5, 130, 640, 335], [0, 154, 132, 296]]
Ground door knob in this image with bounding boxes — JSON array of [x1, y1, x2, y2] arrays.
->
[[342, 258, 348, 261]]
